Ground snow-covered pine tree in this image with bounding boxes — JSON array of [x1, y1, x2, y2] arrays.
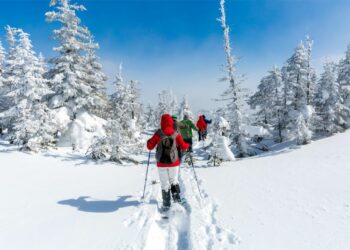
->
[[217, 0, 249, 157], [156, 89, 178, 122], [89, 70, 143, 164], [0, 39, 6, 135], [82, 38, 108, 119], [169, 90, 178, 116], [1, 28, 54, 150], [249, 66, 284, 142], [0, 40, 5, 89], [157, 90, 170, 121], [89, 65, 128, 161], [108, 65, 143, 153], [87, 119, 137, 163], [314, 61, 347, 134], [110, 63, 125, 120], [45, 0, 105, 119], [125, 79, 141, 120], [144, 103, 157, 129], [178, 95, 194, 120], [281, 41, 313, 144], [305, 36, 317, 105], [337, 44, 350, 126], [0, 26, 20, 135], [124, 79, 143, 146]]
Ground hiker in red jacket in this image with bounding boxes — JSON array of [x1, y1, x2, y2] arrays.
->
[[196, 115, 207, 141], [147, 114, 189, 211]]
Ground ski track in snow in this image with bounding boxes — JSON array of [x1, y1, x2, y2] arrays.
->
[[122, 151, 239, 250]]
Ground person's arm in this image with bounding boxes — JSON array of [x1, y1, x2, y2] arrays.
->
[[205, 119, 212, 124], [178, 122, 187, 130], [190, 121, 199, 131], [176, 134, 189, 151], [147, 132, 160, 150]]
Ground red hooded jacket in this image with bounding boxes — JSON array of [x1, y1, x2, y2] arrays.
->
[[147, 114, 189, 167], [196, 115, 207, 132]]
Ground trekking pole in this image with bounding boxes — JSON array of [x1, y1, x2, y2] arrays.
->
[[142, 151, 151, 201], [188, 152, 203, 200]]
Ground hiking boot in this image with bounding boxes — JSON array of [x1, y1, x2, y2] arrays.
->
[[162, 189, 171, 209], [170, 184, 182, 203]]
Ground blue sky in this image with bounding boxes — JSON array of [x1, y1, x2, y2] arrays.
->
[[1, 0, 350, 111]]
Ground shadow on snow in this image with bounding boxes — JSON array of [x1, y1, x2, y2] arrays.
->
[[58, 195, 140, 213]]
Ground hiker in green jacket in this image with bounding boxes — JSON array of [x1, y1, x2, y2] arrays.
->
[[179, 114, 198, 152]]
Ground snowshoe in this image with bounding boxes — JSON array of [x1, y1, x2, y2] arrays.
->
[[170, 184, 191, 212], [159, 205, 170, 213], [158, 205, 170, 220]]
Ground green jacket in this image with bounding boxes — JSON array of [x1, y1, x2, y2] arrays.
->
[[179, 118, 198, 139]]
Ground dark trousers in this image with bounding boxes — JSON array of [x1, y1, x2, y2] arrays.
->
[[184, 138, 193, 152], [198, 130, 207, 141]]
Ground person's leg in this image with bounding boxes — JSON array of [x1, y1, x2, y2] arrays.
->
[[168, 167, 179, 186], [168, 167, 182, 202], [158, 167, 171, 208], [203, 130, 207, 140], [184, 138, 192, 152], [189, 138, 193, 152]]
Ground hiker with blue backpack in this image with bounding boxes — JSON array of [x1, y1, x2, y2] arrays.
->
[[147, 114, 189, 211]]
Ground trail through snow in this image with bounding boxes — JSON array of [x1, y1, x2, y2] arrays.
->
[[3, 131, 349, 249], [123, 151, 238, 250]]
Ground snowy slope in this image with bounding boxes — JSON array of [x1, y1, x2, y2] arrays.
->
[[198, 132, 350, 250], [1, 131, 350, 250], [0, 144, 145, 250]]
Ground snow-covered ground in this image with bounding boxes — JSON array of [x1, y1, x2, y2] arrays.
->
[[1, 131, 350, 250]]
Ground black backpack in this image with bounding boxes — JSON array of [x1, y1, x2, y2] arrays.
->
[[156, 130, 179, 164]]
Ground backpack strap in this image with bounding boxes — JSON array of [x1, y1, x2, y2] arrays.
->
[[157, 129, 164, 139], [157, 129, 177, 140]]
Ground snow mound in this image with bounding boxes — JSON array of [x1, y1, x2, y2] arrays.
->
[[49, 94, 64, 109], [218, 116, 230, 129], [128, 118, 141, 140], [211, 135, 235, 161], [58, 111, 106, 150], [50, 107, 72, 135], [244, 124, 269, 137]]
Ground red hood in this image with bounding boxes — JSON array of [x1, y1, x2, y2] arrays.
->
[[161, 114, 175, 135]]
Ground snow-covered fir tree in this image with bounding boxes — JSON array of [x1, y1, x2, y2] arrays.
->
[[144, 103, 157, 129], [217, 0, 249, 157], [45, 0, 107, 118], [305, 36, 317, 105], [124, 79, 143, 146], [125, 79, 141, 121], [314, 61, 347, 134], [110, 65, 142, 144], [90, 74, 143, 162], [178, 95, 194, 120], [87, 119, 138, 163], [109, 64, 125, 120], [281, 40, 314, 144], [337, 44, 350, 126], [156, 89, 178, 122], [0, 39, 6, 134], [81, 39, 108, 118], [0, 26, 19, 135], [249, 66, 284, 142], [1, 28, 54, 150], [0, 40, 5, 89]]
